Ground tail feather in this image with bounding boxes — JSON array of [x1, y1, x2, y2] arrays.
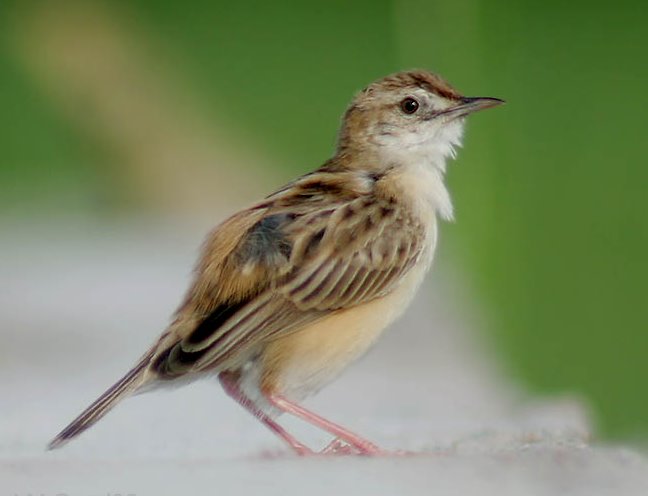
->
[[48, 356, 152, 450]]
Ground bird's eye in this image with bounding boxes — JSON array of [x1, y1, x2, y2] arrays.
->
[[400, 97, 419, 115]]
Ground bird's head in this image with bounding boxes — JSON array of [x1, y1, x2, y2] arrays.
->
[[337, 70, 503, 171]]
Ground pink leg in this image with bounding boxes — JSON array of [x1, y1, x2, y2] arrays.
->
[[218, 373, 312, 456], [266, 392, 384, 456]]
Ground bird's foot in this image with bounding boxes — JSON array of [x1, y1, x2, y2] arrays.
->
[[320, 438, 357, 455], [319, 437, 392, 456]]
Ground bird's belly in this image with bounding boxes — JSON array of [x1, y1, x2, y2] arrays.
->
[[256, 257, 432, 401]]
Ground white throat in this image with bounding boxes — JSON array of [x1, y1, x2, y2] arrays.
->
[[392, 161, 454, 222], [378, 121, 464, 222]]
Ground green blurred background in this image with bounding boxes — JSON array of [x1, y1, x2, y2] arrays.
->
[[1, 0, 646, 438]]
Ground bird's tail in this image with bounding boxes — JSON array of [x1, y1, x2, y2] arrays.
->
[[48, 353, 153, 450]]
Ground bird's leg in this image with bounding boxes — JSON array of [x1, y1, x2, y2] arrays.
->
[[218, 372, 313, 456], [265, 392, 384, 456]]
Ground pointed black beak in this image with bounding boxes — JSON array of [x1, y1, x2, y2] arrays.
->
[[460, 96, 505, 111], [438, 96, 505, 120]]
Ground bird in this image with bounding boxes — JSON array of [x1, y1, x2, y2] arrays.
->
[[48, 70, 503, 456]]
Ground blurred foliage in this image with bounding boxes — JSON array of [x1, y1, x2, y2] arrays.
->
[[0, 45, 107, 212], [399, 0, 648, 438], [0, 0, 646, 437]]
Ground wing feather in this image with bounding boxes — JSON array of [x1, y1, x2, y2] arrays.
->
[[155, 183, 426, 376]]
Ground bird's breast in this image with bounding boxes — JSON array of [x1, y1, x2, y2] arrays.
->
[[254, 246, 435, 402], [387, 161, 453, 223]]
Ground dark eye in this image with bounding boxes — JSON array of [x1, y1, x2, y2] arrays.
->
[[400, 97, 419, 114]]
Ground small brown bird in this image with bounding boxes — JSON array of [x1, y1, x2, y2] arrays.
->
[[49, 70, 503, 455]]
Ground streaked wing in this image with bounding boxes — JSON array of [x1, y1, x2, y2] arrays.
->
[[154, 175, 426, 376], [282, 197, 424, 312]]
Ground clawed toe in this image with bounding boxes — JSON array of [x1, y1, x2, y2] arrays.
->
[[320, 438, 357, 455], [318, 438, 389, 456]]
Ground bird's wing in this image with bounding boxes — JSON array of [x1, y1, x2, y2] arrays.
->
[[154, 179, 426, 376]]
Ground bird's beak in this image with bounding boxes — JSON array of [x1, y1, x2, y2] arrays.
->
[[439, 96, 505, 120]]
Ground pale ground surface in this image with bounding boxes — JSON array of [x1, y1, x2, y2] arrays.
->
[[1, 219, 647, 495]]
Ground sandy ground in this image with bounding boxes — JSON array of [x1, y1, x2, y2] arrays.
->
[[2, 219, 647, 495]]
